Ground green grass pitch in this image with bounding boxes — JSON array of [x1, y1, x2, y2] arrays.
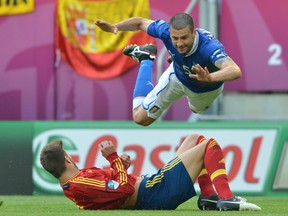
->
[[0, 196, 287, 215]]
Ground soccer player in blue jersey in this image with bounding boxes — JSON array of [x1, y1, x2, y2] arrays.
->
[[95, 13, 242, 126]]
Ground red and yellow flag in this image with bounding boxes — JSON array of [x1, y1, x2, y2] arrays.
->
[[56, 0, 154, 79]]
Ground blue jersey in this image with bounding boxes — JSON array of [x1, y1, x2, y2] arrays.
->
[[147, 20, 226, 93]]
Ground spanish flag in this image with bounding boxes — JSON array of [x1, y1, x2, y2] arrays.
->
[[56, 0, 154, 79]]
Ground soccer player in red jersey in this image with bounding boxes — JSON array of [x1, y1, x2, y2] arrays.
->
[[40, 134, 261, 211]]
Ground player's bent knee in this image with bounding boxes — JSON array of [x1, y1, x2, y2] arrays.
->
[[133, 112, 155, 126], [187, 133, 203, 141], [133, 116, 152, 126]]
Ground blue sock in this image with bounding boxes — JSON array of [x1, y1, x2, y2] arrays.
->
[[133, 60, 154, 98]]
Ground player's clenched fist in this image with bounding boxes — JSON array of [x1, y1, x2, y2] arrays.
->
[[121, 153, 131, 169], [98, 140, 116, 158]]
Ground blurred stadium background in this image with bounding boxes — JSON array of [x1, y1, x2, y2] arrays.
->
[[0, 0, 287, 200]]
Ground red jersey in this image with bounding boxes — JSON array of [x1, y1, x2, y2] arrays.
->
[[61, 152, 137, 210]]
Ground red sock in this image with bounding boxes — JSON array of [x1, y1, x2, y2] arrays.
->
[[196, 135, 216, 196], [197, 169, 216, 196], [196, 135, 206, 145], [204, 138, 234, 199]]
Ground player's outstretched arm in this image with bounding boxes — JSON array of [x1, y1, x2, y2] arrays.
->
[[189, 57, 242, 82], [95, 17, 153, 34], [94, 20, 118, 34], [212, 56, 242, 82]]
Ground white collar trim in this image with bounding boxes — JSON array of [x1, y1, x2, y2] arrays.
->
[[185, 31, 199, 57]]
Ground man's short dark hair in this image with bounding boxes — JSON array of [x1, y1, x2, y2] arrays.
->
[[40, 140, 66, 178], [169, 13, 194, 32]]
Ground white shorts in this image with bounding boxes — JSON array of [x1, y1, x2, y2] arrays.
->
[[142, 63, 224, 119]]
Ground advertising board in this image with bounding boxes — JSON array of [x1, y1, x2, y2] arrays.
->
[[33, 126, 278, 194]]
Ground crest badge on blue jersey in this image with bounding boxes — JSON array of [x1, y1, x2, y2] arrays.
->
[[108, 180, 120, 190]]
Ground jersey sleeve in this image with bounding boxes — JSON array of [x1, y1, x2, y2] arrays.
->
[[63, 153, 136, 210], [209, 45, 228, 64], [106, 152, 131, 185], [198, 29, 229, 64], [147, 19, 170, 40]]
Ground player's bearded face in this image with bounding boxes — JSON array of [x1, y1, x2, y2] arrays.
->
[[170, 26, 195, 55], [65, 151, 79, 169]]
